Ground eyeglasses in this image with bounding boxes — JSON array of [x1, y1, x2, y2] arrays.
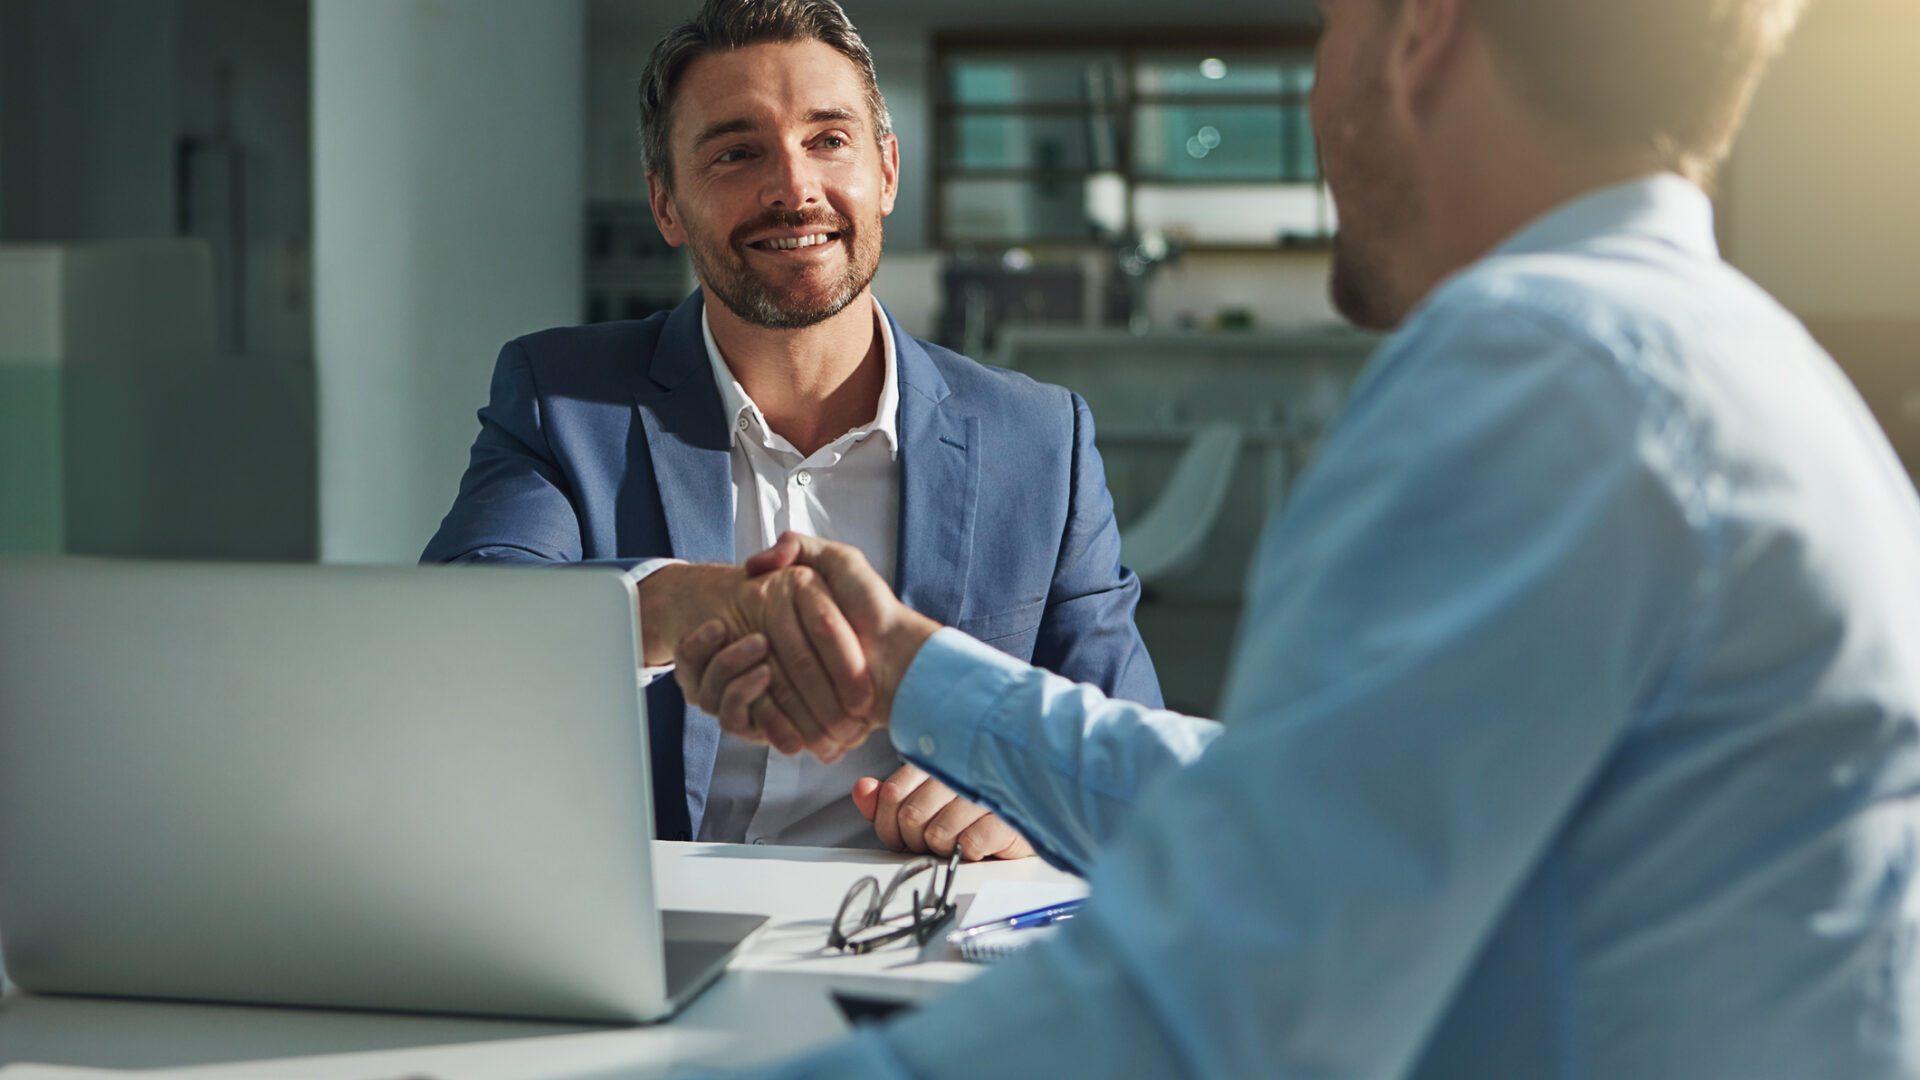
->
[[826, 849, 960, 955]]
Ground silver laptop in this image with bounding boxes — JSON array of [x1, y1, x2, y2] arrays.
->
[[0, 557, 765, 1023]]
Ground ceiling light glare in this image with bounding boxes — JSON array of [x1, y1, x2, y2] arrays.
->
[[1197, 126, 1222, 149], [1200, 58, 1228, 80]]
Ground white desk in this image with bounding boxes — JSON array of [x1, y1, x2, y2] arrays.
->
[[0, 842, 1083, 1078]]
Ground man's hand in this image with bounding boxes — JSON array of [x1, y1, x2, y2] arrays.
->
[[853, 764, 1034, 861], [646, 562, 871, 760], [674, 533, 940, 760]]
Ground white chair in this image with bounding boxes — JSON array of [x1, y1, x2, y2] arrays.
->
[[1120, 421, 1245, 585]]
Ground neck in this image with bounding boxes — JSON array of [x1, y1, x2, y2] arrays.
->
[[705, 288, 887, 457], [1416, 152, 1669, 300]]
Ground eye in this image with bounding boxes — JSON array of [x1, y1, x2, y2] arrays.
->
[[818, 134, 850, 150], [714, 147, 750, 164]]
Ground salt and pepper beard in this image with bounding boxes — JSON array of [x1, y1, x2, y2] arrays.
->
[[686, 207, 883, 330]]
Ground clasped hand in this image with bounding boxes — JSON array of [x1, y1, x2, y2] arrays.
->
[[670, 533, 1032, 860], [668, 532, 903, 762]]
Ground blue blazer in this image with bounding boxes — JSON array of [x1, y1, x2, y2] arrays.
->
[[422, 292, 1162, 840]]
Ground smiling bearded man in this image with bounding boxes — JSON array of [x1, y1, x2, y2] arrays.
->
[[421, 0, 1163, 860]]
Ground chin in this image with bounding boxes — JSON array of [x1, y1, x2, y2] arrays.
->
[[1328, 239, 1405, 332], [729, 287, 863, 331]]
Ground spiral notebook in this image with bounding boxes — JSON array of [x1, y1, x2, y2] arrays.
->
[[953, 881, 1089, 962]]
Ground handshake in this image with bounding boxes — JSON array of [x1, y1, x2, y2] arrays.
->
[[642, 532, 1033, 861]]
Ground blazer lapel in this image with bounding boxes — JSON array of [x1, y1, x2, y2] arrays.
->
[[892, 316, 979, 629], [635, 291, 734, 567]]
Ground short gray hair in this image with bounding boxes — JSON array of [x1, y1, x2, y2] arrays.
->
[[639, 0, 893, 190]]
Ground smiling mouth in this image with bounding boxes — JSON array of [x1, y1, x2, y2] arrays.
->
[[750, 232, 841, 252]]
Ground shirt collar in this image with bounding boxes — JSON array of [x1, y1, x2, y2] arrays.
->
[[1491, 172, 1719, 262], [700, 294, 901, 458]]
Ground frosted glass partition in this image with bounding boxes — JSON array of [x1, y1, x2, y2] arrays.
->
[[0, 241, 219, 555]]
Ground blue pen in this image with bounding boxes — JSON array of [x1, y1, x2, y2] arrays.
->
[[946, 899, 1085, 943]]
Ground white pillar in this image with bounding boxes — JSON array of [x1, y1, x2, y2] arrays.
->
[[314, 0, 584, 564]]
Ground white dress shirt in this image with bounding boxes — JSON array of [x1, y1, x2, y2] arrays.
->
[[635, 296, 905, 849]]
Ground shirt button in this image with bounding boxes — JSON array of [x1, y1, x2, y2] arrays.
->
[[917, 734, 936, 757], [737, 416, 750, 431], [795, 469, 812, 487]]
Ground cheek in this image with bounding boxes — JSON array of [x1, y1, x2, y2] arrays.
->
[[833, 160, 886, 209], [842, 178, 877, 212], [686, 187, 755, 240]]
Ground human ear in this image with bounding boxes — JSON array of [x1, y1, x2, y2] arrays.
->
[[1388, 0, 1466, 125], [647, 171, 688, 248], [878, 133, 900, 217]]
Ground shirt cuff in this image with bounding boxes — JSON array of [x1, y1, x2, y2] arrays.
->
[[890, 628, 1035, 794], [626, 558, 688, 685]]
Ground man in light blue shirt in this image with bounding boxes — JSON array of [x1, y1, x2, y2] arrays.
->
[[673, 0, 1920, 1074]]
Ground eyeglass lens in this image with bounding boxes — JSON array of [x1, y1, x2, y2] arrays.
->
[[829, 851, 960, 953]]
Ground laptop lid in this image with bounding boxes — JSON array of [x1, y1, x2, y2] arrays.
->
[[0, 558, 757, 1024]]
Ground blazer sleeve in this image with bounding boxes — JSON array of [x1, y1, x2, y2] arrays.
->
[[1030, 392, 1164, 709], [420, 338, 594, 567]]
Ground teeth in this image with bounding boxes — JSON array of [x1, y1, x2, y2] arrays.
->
[[763, 234, 833, 250]]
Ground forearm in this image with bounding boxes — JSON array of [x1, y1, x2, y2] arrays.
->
[[889, 630, 1220, 874]]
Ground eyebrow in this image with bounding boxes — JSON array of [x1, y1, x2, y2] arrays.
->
[[690, 108, 865, 150], [806, 107, 861, 128], [691, 117, 755, 150]]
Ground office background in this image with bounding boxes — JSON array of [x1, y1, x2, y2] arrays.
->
[[0, 0, 1914, 714]]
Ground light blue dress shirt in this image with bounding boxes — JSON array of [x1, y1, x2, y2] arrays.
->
[[734, 175, 1920, 1078]]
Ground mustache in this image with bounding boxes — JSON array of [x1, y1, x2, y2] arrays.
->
[[729, 208, 854, 248]]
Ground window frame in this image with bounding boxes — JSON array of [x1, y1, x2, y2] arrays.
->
[[931, 28, 1326, 250]]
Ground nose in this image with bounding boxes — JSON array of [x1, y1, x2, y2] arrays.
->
[[761, 143, 822, 210]]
